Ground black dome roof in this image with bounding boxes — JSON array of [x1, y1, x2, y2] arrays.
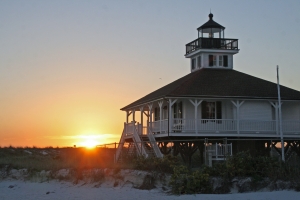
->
[[197, 13, 225, 31]]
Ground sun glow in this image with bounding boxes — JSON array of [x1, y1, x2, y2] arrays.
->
[[81, 139, 98, 149], [75, 133, 113, 148]]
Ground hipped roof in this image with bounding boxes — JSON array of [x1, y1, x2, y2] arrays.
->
[[121, 69, 300, 110]]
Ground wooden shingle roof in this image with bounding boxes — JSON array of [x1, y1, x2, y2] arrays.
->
[[121, 69, 300, 110]]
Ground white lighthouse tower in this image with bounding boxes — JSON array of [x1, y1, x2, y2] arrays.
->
[[185, 13, 239, 71]]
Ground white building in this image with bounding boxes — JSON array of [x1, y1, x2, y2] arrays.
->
[[116, 13, 300, 165]]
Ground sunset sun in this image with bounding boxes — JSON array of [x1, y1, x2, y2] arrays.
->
[[75, 134, 112, 148], [81, 139, 98, 149]]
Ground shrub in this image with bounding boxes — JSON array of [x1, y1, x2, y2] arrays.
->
[[133, 155, 180, 173], [169, 165, 212, 194]]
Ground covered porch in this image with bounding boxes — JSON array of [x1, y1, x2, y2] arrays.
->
[[123, 98, 300, 138]]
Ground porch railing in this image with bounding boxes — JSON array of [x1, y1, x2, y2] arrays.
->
[[282, 121, 300, 133], [124, 119, 300, 136], [150, 119, 168, 133], [125, 121, 135, 136], [186, 37, 238, 55], [173, 119, 238, 132]]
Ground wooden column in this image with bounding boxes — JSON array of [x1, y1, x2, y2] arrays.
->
[[231, 100, 244, 134], [270, 102, 279, 135], [140, 106, 144, 134], [158, 101, 163, 133], [147, 110, 149, 131], [132, 109, 135, 122], [148, 103, 153, 131], [168, 99, 177, 135], [189, 99, 202, 134], [126, 110, 132, 123]]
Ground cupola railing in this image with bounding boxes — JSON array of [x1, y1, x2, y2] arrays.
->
[[186, 37, 238, 55]]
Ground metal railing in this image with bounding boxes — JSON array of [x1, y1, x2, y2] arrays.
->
[[186, 37, 238, 55]]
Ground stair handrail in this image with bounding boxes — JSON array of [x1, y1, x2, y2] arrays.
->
[[132, 123, 149, 157], [115, 123, 126, 162], [147, 127, 164, 158]]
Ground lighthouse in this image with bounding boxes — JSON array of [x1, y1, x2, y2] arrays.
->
[[185, 13, 239, 71]]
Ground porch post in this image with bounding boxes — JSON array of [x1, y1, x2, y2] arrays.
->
[[158, 101, 163, 133], [140, 106, 144, 134], [132, 109, 135, 122], [189, 99, 202, 134], [168, 99, 177, 135], [126, 110, 132, 123], [147, 110, 149, 131], [148, 103, 153, 131], [270, 102, 279, 135], [231, 100, 244, 134]]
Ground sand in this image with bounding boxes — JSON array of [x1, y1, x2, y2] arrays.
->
[[0, 180, 299, 200]]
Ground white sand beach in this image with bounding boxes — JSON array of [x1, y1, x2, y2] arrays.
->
[[0, 180, 299, 200]]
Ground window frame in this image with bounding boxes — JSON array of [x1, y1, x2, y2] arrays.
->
[[191, 58, 196, 70], [197, 56, 201, 68], [219, 55, 223, 66], [201, 101, 222, 122]]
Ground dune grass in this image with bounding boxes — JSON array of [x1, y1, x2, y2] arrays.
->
[[0, 146, 115, 171]]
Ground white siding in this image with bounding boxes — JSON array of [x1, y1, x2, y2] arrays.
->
[[183, 99, 194, 119], [239, 101, 272, 120], [190, 53, 234, 72], [183, 99, 234, 120], [282, 102, 300, 120]]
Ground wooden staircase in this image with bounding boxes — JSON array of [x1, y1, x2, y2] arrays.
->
[[139, 135, 156, 158], [117, 142, 136, 163], [115, 124, 164, 163]]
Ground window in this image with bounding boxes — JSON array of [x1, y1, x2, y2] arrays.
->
[[191, 58, 196, 70], [219, 56, 223, 66], [173, 102, 183, 119], [223, 55, 228, 67], [213, 56, 217, 66], [209, 55, 217, 67], [202, 101, 222, 120], [154, 107, 160, 121], [219, 55, 228, 67], [197, 56, 201, 68]]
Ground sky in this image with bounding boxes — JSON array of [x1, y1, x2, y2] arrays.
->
[[1, 0, 300, 147]]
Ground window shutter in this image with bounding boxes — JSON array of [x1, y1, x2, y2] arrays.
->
[[197, 56, 201, 68], [191, 58, 196, 69], [223, 55, 228, 67], [216, 101, 222, 119], [201, 101, 207, 119], [209, 55, 213, 66]]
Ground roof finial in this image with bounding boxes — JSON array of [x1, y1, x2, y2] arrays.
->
[[209, 11, 213, 20]]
